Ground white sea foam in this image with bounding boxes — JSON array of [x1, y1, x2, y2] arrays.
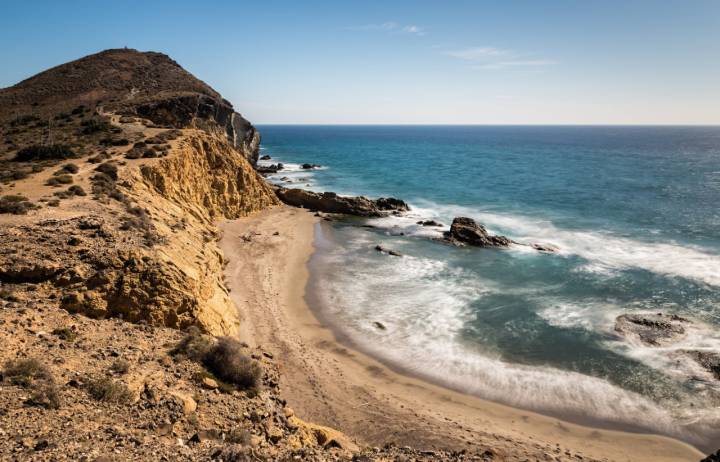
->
[[313, 227, 718, 444], [367, 199, 720, 287]]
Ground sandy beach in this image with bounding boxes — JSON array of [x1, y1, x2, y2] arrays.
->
[[219, 206, 704, 462]]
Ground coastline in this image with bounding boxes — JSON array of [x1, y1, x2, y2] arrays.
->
[[219, 206, 704, 461]]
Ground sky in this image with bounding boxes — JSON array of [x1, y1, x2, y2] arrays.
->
[[0, 0, 719, 125]]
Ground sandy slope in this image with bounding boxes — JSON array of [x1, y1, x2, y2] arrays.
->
[[219, 206, 704, 462]]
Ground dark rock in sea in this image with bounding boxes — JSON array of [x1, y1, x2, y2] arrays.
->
[[260, 154, 272, 160], [530, 243, 559, 253], [614, 313, 690, 346], [256, 163, 284, 175], [443, 217, 512, 247], [274, 187, 409, 217], [683, 350, 720, 380], [375, 245, 402, 257], [417, 220, 443, 227], [702, 448, 720, 462], [375, 197, 410, 212], [301, 163, 321, 170], [373, 321, 387, 330]]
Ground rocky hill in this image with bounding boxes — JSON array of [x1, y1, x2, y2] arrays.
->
[[2, 48, 487, 462]]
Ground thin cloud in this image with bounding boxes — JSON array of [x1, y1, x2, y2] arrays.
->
[[401, 25, 425, 36], [446, 47, 509, 60], [446, 46, 556, 70], [475, 59, 557, 70], [347, 22, 425, 36]]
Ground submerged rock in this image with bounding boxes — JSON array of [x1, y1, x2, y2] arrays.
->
[[274, 187, 408, 217], [684, 350, 720, 380], [614, 313, 690, 346], [374, 245, 402, 257], [443, 217, 512, 247], [256, 163, 284, 175], [530, 243, 559, 253], [417, 220, 443, 227], [301, 163, 321, 170]]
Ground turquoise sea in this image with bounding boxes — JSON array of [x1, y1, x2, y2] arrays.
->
[[257, 125, 720, 450]]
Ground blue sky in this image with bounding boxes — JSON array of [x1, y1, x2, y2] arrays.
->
[[1, 0, 718, 124]]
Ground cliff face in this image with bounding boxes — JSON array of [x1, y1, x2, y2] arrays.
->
[[0, 49, 277, 335]]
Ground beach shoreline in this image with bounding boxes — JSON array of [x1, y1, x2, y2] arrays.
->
[[219, 206, 704, 461]]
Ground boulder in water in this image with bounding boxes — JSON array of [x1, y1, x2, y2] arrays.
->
[[614, 313, 690, 346], [374, 245, 402, 257], [684, 350, 720, 380], [417, 220, 443, 227], [443, 217, 512, 247], [274, 187, 408, 217]]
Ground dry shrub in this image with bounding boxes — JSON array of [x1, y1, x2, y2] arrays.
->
[[86, 376, 133, 403], [15, 144, 76, 161], [2, 358, 61, 409], [110, 358, 130, 375], [51, 327, 77, 342], [171, 326, 214, 363], [0, 195, 37, 214], [172, 330, 261, 391], [204, 337, 261, 390]]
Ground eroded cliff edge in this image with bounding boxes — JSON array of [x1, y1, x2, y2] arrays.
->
[[0, 48, 278, 336]]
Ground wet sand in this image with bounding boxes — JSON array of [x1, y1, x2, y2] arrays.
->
[[219, 206, 704, 462]]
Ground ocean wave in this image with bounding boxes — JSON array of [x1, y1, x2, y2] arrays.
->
[[366, 199, 720, 287], [311, 226, 718, 445]]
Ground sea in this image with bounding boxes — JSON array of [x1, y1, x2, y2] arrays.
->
[[256, 125, 720, 450]]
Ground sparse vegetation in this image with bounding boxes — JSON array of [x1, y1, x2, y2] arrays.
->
[[0, 194, 37, 214], [46, 174, 73, 186], [94, 162, 118, 180], [100, 137, 129, 147], [14, 144, 77, 161], [172, 328, 262, 391], [80, 117, 112, 135], [2, 358, 61, 409], [87, 152, 111, 163], [59, 163, 79, 174], [86, 376, 133, 404], [204, 337, 262, 390], [110, 358, 130, 375], [0, 289, 19, 302], [51, 327, 78, 342], [171, 326, 214, 362], [9, 115, 41, 127], [68, 185, 87, 196]]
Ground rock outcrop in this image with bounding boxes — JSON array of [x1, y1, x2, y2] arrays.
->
[[614, 313, 690, 346], [443, 217, 513, 247], [130, 94, 261, 165], [275, 187, 409, 217]]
